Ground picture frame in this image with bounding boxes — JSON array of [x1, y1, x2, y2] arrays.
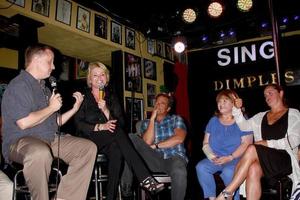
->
[[147, 83, 156, 107], [143, 58, 157, 80], [125, 27, 135, 49], [75, 58, 89, 79], [147, 38, 155, 55], [125, 97, 144, 133], [111, 21, 122, 44], [76, 6, 90, 33], [165, 43, 174, 61], [156, 40, 164, 57], [124, 53, 142, 93], [58, 56, 73, 81], [7, 0, 25, 7], [55, 0, 72, 25], [32, 0, 50, 17], [94, 14, 107, 39]]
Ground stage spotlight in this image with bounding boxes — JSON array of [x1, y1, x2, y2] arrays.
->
[[182, 8, 197, 23], [237, 0, 253, 12], [172, 36, 187, 53], [207, 1, 224, 18], [201, 34, 208, 42], [261, 22, 268, 28]]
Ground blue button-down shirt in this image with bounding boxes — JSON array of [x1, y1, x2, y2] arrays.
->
[[140, 114, 188, 162]]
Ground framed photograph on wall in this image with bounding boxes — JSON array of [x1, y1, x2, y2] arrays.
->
[[7, 0, 25, 7], [111, 21, 122, 44], [32, 0, 50, 17], [156, 40, 164, 57], [55, 0, 72, 25], [125, 97, 144, 133], [147, 39, 155, 55], [165, 43, 174, 61], [143, 58, 156, 80], [124, 53, 142, 93], [76, 6, 90, 33], [125, 27, 135, 49], [147, 83, 156, 107], [94, 14, 107, 39], [75, 58, 89, 79]]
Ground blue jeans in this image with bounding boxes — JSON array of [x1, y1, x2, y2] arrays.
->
[[122, 134, 187, 200], [196, 158, 240, 200]]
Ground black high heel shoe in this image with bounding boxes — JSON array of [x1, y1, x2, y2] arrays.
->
[[140, 176, 165, 195]]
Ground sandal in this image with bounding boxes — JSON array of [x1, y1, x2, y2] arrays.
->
[[220, 190, 234, 200], [140, 176, 165, 194]]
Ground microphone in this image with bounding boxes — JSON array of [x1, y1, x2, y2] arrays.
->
[[49, 76, 58, 93], [99, 82, 105, 101]]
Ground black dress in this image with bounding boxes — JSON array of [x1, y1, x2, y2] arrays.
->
[[255, 110, 292, 186]]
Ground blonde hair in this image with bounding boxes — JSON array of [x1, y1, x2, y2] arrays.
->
[[86, 62, 110, 87]]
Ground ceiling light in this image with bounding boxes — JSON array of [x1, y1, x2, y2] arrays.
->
[[182, 8, 197, 23], [174, 42, 185, 53], [237, 0, 253, 12], [207, 2, 224, 18]]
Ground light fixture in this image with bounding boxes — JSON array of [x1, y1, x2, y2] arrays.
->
[[237, 0, 253, 12], [182, 8, 197, 23], [173, 36, 187, 53], [207, 2, 224, 18]]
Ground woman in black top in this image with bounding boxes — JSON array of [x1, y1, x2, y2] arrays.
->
[[74, 62, 164, 200]]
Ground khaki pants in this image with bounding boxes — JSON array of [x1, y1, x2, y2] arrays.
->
[[9, 134, 97, 200]]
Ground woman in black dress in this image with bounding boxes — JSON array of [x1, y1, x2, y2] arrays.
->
[[216, 84, 300, 200], [74, 62, 164, 200]]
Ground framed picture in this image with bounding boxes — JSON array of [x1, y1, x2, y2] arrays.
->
[[58, 56, 73, 81], [147, 83, 156, 107], [111, 21, 122, 44], [147, 39, 155, 55], [32, 0, 50, 17], [125, 97, 144, 133], [75, 58, 89, 79], [94, 14, 107, 39], [165, 43, 174, 61], [55, 0, 72, 25], [124, 53, 142, 93], [156, 40, 164, 57], [7, 0, 24, 7], [76, 6, 90, 33], [143, 58, 157, 80], [125, 27, 135, 49]]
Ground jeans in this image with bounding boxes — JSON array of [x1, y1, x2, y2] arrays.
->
[[122, 134, 187, 200], [196, 158, 240, 200]]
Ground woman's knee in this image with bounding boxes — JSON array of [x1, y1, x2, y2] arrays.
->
[[243, 145, 258, 160], [248, 162, 263, 178]]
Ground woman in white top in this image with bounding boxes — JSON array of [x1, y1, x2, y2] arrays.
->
[[216, 84, 300, 200]]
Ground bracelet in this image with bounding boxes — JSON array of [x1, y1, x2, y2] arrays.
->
[[155, 143, 159, 149]]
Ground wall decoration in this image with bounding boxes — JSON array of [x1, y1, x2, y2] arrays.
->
[[156, 40, 164, 57], [7, 0, 25, 7], [75, 58, 89, 79], [76, 6, 90, 33], [111, 21, 122, 44], [32, 0, 50, 17], [147, 39, 155, 55], [165, 43, 174, 61], [125, 97, 144, 132], [55, 0, 72, 25], [94, 14, 107, 39], [125, 27, 135, 49], [58, 56, 73, 81], [124, 53, 142, 93], [147, 83, 156, 107], [143, 58, 157, 80]]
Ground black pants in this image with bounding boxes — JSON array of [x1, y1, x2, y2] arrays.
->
[[89, 126, 150, 200]]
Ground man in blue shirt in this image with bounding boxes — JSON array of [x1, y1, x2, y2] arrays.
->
[[124, 93, 188, 200]]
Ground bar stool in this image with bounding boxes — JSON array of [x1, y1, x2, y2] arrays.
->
[[93, 153, 122, 200], [12, 162, 63, 200]]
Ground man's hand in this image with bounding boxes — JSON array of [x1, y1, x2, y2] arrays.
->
[[72, 92, 84, 111], [49, 91, 62, 112]]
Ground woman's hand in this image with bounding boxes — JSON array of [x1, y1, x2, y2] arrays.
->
[[233, 98, 243, 109], [101, 120, 117, 133], [98, 99, 108, 111], [213, 155, 233, 165]]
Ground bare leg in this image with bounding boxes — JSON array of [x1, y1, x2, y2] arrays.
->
[[209, 197, 216, 200], [246, 161, 263, 200], [216, 145, 260, 200]]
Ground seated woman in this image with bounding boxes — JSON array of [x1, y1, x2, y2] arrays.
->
[[74, 62, 164, 200], [216, 84, 300, 200], [196, 89, 253, 200]]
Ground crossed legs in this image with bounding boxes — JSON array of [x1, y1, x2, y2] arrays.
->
[[216, 144, 263, 200]]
